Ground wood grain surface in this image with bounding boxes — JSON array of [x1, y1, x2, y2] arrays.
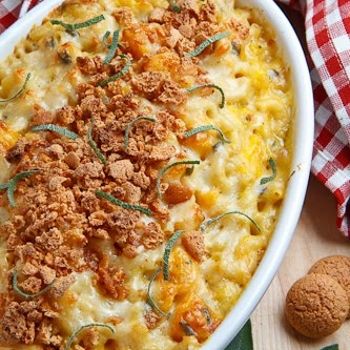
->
[[251, 176, 350, 350]]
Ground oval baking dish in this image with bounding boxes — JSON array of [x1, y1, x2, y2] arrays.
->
[[0, 0, 313, 349]]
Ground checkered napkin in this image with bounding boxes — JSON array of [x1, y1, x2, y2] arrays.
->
[[0, 0, 38, 32], [1, 0, 350, 237], [278, 0, 350, 238]]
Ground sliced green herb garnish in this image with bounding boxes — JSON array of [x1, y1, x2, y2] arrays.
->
[[0, 169, 39, 207], [200, 211, 261, 233], [96, 190, 151, 216], [124, 116, 156, 149], [32, 124, 79, 140], [88, 119, 106, 165], [179, 320, 197, 336], [169, 1, 181, 12], [260, 158, 277, 185], [184, 124, 230, 144], [50, 20, 77, 34], [202, 308, 211, 325], [7, 170, 39, 207], [0, 73, 31, 104], [163, 230, 184, 280], [51, 15, 105, 34], [102, 31, 111, 46], [12, 269, 54, 300], [99, 54, 131, 87], [186, 32, 230, 58], [104, 30, 120, 64], [146, 268, 169, 318], [65, 323, 114, 350], [187, 84, 225, 108], [156, 160, 200, 201], [103, 31, 123, 50]]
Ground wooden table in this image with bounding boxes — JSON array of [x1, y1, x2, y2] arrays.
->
[[251, 176, 350, 349]]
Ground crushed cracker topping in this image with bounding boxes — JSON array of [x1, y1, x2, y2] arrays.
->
[[0, 0, 234, 347]]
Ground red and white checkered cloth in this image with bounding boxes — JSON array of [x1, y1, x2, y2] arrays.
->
[[0, 0, 39, 32], [279, 0, 350, 237], [1, 0, 350, 237]]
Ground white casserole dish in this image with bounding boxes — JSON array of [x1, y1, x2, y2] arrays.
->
[[0, 0, 314, 349]]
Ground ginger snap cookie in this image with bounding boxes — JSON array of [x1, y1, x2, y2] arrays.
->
[[309, 255, 350, 317], [285, 273, 349, 338]]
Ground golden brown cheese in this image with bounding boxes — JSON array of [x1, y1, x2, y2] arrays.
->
[[0, 0, 293, 349]]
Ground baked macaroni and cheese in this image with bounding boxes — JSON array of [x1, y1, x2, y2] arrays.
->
[[0, 0, 293, 348]]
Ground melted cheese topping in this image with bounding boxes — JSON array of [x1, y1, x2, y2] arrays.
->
[[0, 0, 293, 349]]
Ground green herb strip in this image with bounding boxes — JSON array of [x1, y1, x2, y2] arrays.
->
[[88, 119, 106, 165], [226, 320, 253, 350], [0, 73, 31, 104], [260, 158, 277, 185], [32, 124, 79, 140], [104, 30, 120, 64], [186, 32, 230, 58], [72, 15, 105, 29], [65, 323, 114, 350], [200, 211, 261, 233], [169, 1, 181, 12], [156, 160, 200, 200], [202, 308, 211, 325], [99, 55, 131, 87], [51, 14, 105, 34], [124, 116, 156, 149], [96, 190, 152, 216], [163, 230, 184, 280], [187, 84, 226, 108], [0, 170, 39, 208], [12, 270, 55, 300], [146, 268, 169, 318], [179, 320, 197, 336], [184, 124, 230, 144], [102, 31, 111, 46]]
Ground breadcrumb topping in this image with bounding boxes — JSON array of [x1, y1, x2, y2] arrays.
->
[[0, 0, 248, 347]]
